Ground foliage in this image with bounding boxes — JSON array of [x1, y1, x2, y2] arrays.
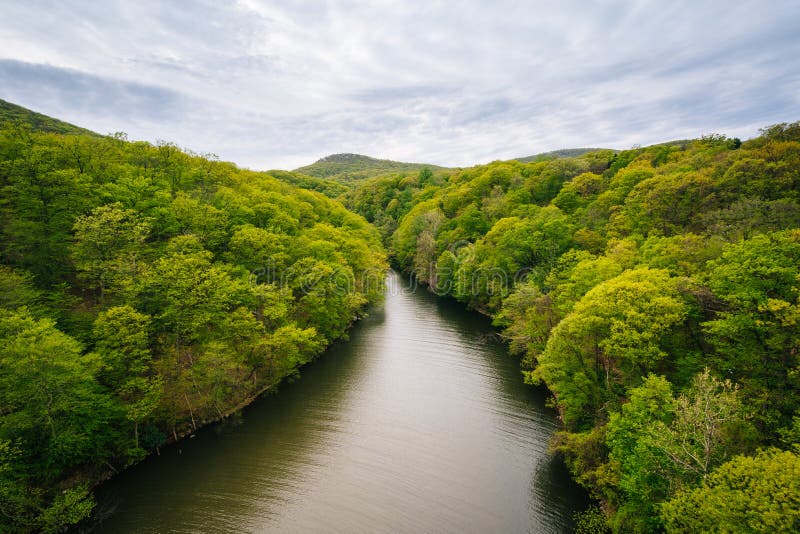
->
[[4, 100, 800, 531], [0, 99, 98, 136], [574, 505, 611, 534], [533, 268, 688, 429], [345, 121, 800, 531], [660, 448, 800, 533], [0, 110, 386, 531], [294, 153, 443, 183]]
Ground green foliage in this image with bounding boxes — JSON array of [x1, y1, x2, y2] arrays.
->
[[72, 203, 151, 303], [516, 147, 614, 163], [661, 448, 800, 533], [267, 169, 350, 197], [605, 375, 675, 530], [4, 101, 800, 531], [348, 122, 800, 530], [574, 506, 611, 534], [533, 269, 688, 428], [702, 230, 800, 434], [0, 98, 98, 136], [36, 484, 96, 534], [0, 109, 386, 531], [605, 370, 750, 531], [0, 265, 42, 312], [294, 153, 443, 183]]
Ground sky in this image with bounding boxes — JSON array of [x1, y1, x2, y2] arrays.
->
[[1, 0, 799, 170]]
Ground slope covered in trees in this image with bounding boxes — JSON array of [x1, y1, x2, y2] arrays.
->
[[294, 153, 444, 184], [0, 99, 99, 137], [515, 147, 615, 163], [347, 125, 800, 532], [0, 116, 386, 531], [3, 97, 799, 532]]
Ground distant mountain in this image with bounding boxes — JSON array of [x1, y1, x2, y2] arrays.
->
[[515, 147, 615, 163], [0, 98, 99, 136], [295, 153, 443, 182]]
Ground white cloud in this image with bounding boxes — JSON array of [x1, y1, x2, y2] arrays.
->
[[0, 0, 798, 169]]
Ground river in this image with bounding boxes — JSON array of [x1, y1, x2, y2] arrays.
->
[[94, 272, 588, 533]]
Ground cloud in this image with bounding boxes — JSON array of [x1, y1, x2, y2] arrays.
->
[[0, 59, 190, 123], [0, 0, 798, 169]]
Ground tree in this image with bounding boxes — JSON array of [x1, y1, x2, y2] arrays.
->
[[71, 203, 150, 304], [137, 247, 248, 349], [604, 370, 750, 531], [533, 269, 688, 428], [93, 306, 162, 453], [661, 449, 800, 533], [418, 167, 434, 187], [0, 266, 41, 312], [0, 311, 118, 531], [605, 375, 675, 531], [649, 369, 748, 484], [2, 154, 94, 285], [703, 230, 800, 434], [226, 224, 290, 275]]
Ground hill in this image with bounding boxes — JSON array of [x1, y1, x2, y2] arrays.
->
[[515, 147, 614, 163], [0, 102, 386, 531], [0, 98, 100, 136], [294, 153, 443, 182], [345, 122, 800, 531]]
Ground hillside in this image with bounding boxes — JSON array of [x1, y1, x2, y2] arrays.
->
[[515, 147, 614, 163], [294, 153, 444, 183], [346, 122, 800, 531], [0, 98, 99, 136], [2, 97, 799, 532], [0, 104, 386, 531]]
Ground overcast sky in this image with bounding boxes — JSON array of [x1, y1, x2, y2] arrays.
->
[[1, 1, 799, 170]]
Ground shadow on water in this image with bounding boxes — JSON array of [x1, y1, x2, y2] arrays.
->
[[91, 272, 588, 533], [93, 309, 384, 532]]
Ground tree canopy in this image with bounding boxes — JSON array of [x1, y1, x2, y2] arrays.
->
[[345, 122, 800, 531], [0, 117, 386, 531]]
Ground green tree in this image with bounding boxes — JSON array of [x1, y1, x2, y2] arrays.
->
[[93, 306, 162, 453], [650, 369, 749, 485], [703, 230, 800, 434], [0, 311, 117, 531], [533, 268, 688, 428], [605, 375, 675, 531], [71, 202, 150, 303], [661, 448, 800, 533]]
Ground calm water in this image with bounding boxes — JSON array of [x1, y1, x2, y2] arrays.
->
[[94, 272, 588, 533]]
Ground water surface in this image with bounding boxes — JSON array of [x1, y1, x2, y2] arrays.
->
[[95, 272, 588, 533]]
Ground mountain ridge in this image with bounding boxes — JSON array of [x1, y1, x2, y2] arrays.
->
[[0, 98, 100, 136], [294, 152, 443, 183]]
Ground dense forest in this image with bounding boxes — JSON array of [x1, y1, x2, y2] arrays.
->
[[2, 95, 799, 532], [0, 102, 386, 532], [295, 153, 443, 184], [344, 125, 800, 532]]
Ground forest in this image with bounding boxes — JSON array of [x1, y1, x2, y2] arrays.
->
[[2, 96, 800, 532], [0, 105, 386, 532], [344, 125, 800, 532]]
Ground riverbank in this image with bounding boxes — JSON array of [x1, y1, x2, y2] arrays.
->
[[92, 270, 588, 532], [80, 311, 371, 518]]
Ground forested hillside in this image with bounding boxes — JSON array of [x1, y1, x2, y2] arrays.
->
[[3, 95, 799, 532], [0, 99, 98, 137], [0, 116, 386, 531], [295, 153, 444, 184], [346, 125, 800, 532], [515, 147, 614, 163]]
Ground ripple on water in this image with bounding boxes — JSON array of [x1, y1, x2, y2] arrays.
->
[[94, 272, 588, 533]]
